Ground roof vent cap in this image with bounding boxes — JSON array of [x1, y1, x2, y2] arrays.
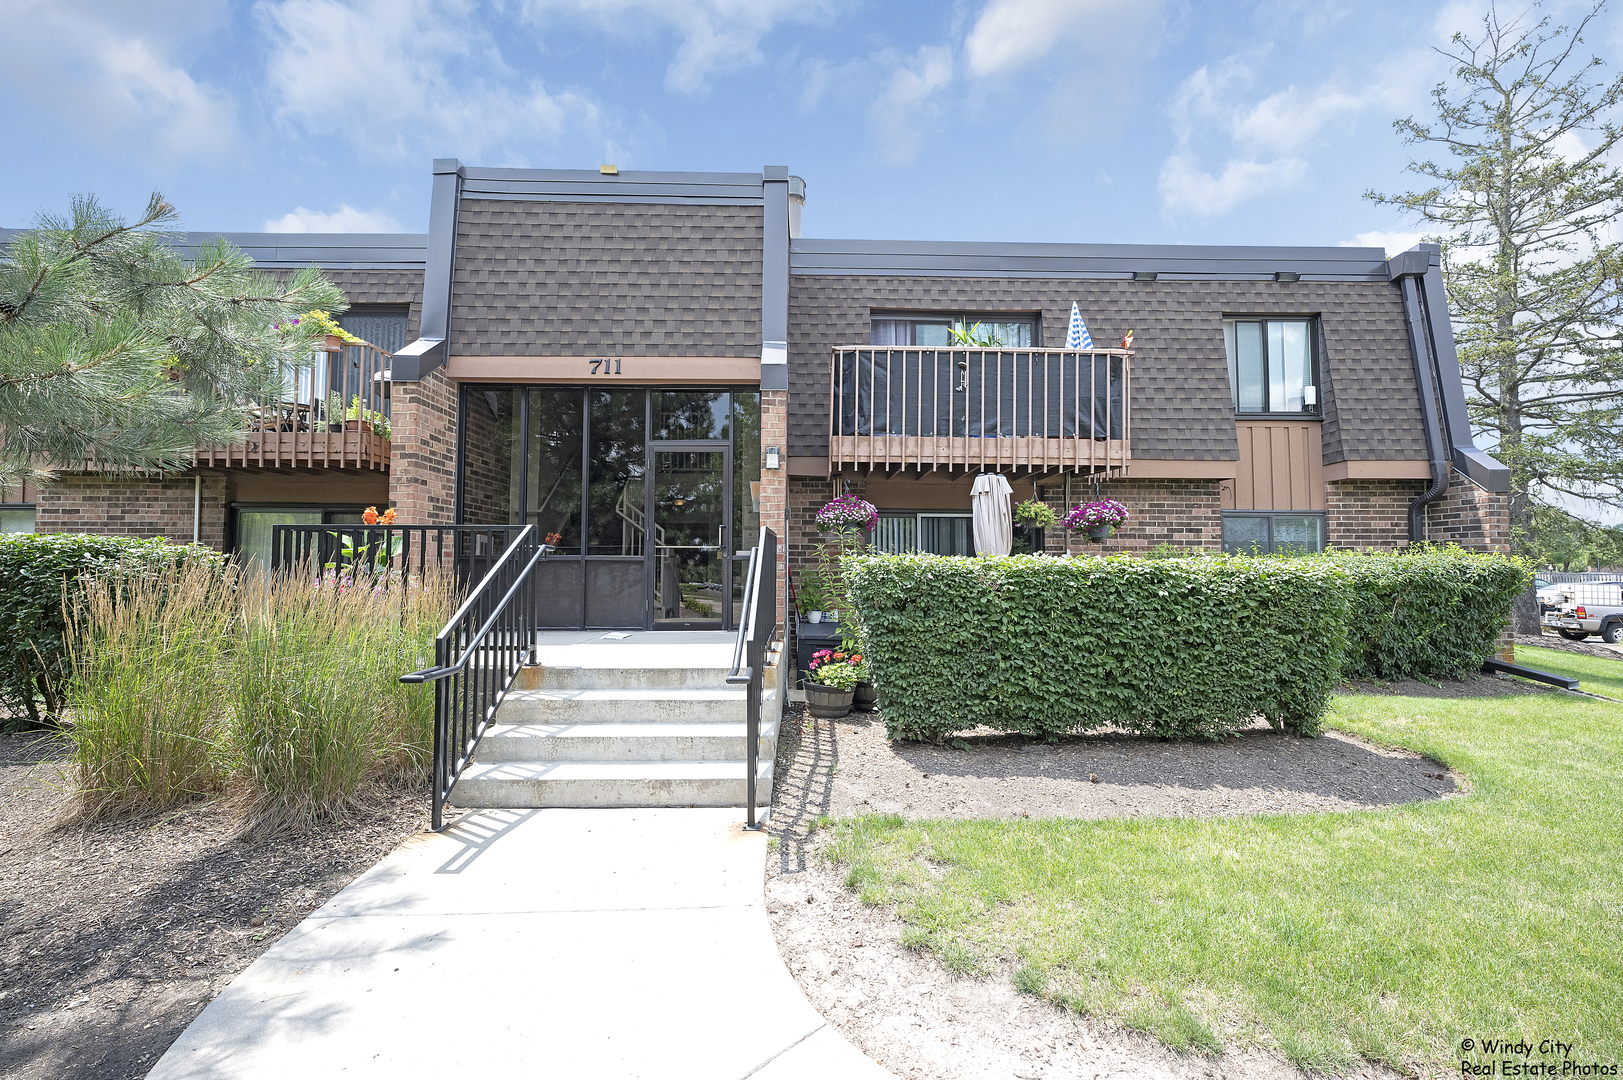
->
[[1275, 271, 1301, 282], [599, 164, 619, 175]]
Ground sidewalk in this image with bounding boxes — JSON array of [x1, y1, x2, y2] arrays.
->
[[147, 808, 892, 1080]]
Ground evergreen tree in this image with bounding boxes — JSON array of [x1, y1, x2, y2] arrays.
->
[[0, 194, 344, 488], [1368, 0, 1623, 552]]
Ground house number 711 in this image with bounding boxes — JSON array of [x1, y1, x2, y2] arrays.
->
[[589, 358, 623, 375]]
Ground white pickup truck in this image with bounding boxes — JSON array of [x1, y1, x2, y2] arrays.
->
[[1541, 580, 1623, 643]]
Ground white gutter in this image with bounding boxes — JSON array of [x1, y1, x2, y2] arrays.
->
[[193, 474, 201, 544]]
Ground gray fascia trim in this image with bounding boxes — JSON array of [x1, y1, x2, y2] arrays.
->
[[1, 228, 428, 270], [457, 167, 767, 205], [789, 238, 1390, 280], [395, 159, 462, 382], [762, 168, 790, 360], [458, 192, 766, 208]]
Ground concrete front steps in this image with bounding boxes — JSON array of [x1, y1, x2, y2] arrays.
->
[[450, 632, 781, 810]]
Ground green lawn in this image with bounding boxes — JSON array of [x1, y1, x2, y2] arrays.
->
[[1517, 643, 1623, 699], [823, 690, 1623, 1072]]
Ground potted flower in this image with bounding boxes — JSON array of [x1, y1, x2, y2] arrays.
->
[[804, 648, 860, 719], [1013, 499, 1056, 553], [1064, 498, 1129, 543], [849, 652, 878, 712], [815, 495, 878, 534]]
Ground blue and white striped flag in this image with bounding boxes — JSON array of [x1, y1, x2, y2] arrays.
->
[[1065, 301, 1094, 350]]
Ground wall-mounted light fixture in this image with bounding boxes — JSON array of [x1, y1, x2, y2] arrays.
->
[[1274, 271, 1301, 282], [1133, 271, 1158, 281], [765, 446, 781, 470]]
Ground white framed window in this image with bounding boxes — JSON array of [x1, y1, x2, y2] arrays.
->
[[872, 512, 976, 556], [1223, 318, 1318, 414], [870, 313, 1037, 348]]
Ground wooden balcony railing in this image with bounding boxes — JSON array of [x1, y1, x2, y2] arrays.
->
[[830, 346, 1131, 473], [196, 336, 392, 471]]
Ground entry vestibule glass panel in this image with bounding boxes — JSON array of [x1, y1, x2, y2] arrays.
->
[[463, 389, 524, 525], [654, 391, 730, 441], [587, 390, 647, 556], [527, 388, 583, 553], [652, 447, 728, 628]]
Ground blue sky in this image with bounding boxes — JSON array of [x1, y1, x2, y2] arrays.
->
[[6, 0, 1615, 253]]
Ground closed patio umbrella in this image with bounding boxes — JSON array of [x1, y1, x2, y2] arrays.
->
[[971, 473, 1014, 556]]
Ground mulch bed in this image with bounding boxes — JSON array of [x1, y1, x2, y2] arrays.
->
[[0, 731, 425, 1080]]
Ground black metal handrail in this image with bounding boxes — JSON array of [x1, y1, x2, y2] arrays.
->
[[398, 525, 553, 830], [270, 524, 525, 591], [726, 526, 779, 829]]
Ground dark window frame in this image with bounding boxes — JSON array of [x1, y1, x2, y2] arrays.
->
[[1220, 511, 1327, 555], [229, 503, 374, 557], [1222, 314, 1323, 418]]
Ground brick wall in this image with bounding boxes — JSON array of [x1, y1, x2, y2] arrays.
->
[[460, 387, 521, 525], [1038, 477, 1223, 555], [35, 472, 230, 549], [388, 367, 458, 525], [1326, 479, 1421, 550], [787, 478, 837, 586], [1426, 472, 1510, 552], [761, 390, 789, 628]]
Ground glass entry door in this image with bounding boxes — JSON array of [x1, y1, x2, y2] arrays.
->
[[649, 441, 730, 629]]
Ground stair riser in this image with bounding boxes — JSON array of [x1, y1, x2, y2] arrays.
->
[[452, 776, 774, 808], [477, 733, 776, 764], [534, 667, 736, 691], [498, 697, 747, 724]]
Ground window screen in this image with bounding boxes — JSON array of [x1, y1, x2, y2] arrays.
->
[[338, 306, 410, 353], [872, 513, 975, 556], [1222, 513, 1325, 555]]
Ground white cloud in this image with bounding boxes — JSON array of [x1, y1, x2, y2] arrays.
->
[[964, 0, 1149, 77], [263, 205, 405, 232], [1338, 229, 1424, 255], [1159, 154, 1308, 218], [0, 1, 234, 160], [1157, 52, 1417, 218], [259, 0, 602, 160], [868, 46, 955, 165], [522, 0, 831, 95]]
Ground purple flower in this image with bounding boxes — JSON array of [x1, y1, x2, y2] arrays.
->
[[816, 495, 878, 532], [1063, 499, 1129, 529]]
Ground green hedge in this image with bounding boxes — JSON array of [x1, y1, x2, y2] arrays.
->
[[0, 534, 223, 728], [1334, 546, 1531, 681], [845, 553, 1351, 741]]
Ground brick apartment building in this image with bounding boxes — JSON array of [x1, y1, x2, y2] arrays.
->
[[2, 162, 1510, 632]]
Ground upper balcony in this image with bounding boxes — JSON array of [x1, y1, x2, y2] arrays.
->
[[829, 346, 1130, 474], [196, 336, 392, 471]]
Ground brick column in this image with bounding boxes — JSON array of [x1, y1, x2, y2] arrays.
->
[[760, 390, 790, 633], [388, 367, 458, 525]]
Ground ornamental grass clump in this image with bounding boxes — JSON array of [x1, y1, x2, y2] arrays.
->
[[65, 557, 238, 821], [232, 569, 454, 836]]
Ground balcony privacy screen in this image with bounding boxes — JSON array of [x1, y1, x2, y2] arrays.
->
[[836, 350, 1125, 440]]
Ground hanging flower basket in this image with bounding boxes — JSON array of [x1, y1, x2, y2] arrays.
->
[[816, 495, 878, 533], [1064, 499, 1129, 543]]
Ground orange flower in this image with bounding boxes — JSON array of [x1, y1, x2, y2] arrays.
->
[[546, 531, 563, 545], [362, 506, 379, 525], [380, 508, 398, 525]]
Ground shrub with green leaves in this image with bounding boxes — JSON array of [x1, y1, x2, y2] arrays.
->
[[0, 534, 223, 728], [1333, 546, 1531, 681], [845, 553, 1351, 741]]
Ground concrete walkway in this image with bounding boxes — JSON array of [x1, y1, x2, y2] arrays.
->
[[147, 808, 892, 1079]]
